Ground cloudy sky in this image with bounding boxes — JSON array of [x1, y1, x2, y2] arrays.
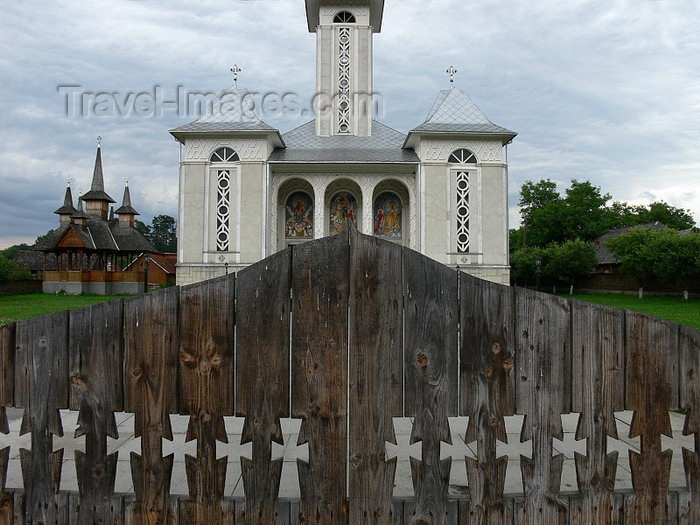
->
[[1, 0, 699, 249]]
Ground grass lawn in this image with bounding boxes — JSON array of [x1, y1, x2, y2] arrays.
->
[[562, 293, 699, 331], [0, 293, 129, 326]]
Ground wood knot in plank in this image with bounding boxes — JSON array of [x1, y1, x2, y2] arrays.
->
[[416, 352, 430, 368], [70, 375, 89, 391]]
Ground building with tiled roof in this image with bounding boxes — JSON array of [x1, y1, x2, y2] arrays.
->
[[34, 144, 158, 294], [171, 0, 516, 286]]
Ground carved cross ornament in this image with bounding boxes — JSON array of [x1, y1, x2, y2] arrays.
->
[[446, 66, 458, 88], [230, 64, 241, 89]]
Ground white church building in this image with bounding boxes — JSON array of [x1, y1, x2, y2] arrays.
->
[[171, 0, 516, 287]]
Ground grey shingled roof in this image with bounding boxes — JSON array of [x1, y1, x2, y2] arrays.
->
[[109, 221, 156, 252], [34, 218, 156, 253], [54, 185, 76, 215], [594, 222, 667, 265], [15, 250, 56, 271], [408, 88, 516, 140], [71, 198, 90, 220], [269, 120, 419, 163], [170, 87, 280, 135], [114, 185, 139, 216], [81, 146, 116, 203]]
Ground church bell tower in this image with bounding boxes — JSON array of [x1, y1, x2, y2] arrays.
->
[[305, 1, 385, 137]]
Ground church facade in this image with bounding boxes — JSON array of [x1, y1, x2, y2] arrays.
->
[[171, 0, 516, 287]]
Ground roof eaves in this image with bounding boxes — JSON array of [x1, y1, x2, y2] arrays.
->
[[403, 129, 518, 148], [169, 128, 286, 148]]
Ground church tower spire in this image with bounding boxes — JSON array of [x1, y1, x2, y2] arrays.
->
[[114, 179, 140, 228], [54, 181, 77, 225], [307, 0, 385, 137], [82, 139, 116, 220]]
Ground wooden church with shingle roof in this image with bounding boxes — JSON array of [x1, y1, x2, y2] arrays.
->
[[34, 143, 157, 294]]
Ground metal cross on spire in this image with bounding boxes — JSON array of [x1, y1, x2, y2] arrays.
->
[[97, 136, 102, 147], [446, 66, 457, 89], [230, 65, 242, 89], [125, 175, 129, 186]]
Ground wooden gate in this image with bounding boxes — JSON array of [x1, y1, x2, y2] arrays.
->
[[0, 226, 698, 524]]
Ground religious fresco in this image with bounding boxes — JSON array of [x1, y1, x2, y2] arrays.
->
[[329, 192, 357, 234], [373, 192, 402, 239], [285, 192, 313, 239]]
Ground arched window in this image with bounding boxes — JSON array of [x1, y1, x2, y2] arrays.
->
[[285, 192, 313, 240], [448, 149, 477, 164], [210, 147, 240, 163], [333, 11, 356, 24], [373, 192, 402, 239], [329, 191, 357, 234]]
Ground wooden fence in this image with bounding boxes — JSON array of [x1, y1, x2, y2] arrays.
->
[[0, 226, 698, 524]]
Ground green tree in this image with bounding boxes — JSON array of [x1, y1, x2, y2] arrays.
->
[[509, 227, 524, 253], [0, 243, 31, 261], [561, 180, 614, 241], [0, 255, 14, 283], [134, 215, 177, 253], [606, 227, 660, 299], [516, 180, 697, 253], [636, 201, 695, 230], [134, 219, 151, 239], [149, 215, 177, 253], [546, 239, 597, 295], [518, 179, 566, 247], [651, 230, 700, 299], [518, 179, 615, 247], [510, 246, 547, 287]]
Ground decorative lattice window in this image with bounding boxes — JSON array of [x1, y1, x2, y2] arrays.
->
[[449, 149, 477, 164], [373, 192, 402, 239], [456, 171, 470, 253], [210, 147, 240, 163], [337, 27, 351, 134], [216, 171, 231, 251], [285, 192, 313, 239], [333, 11, 356, 24]]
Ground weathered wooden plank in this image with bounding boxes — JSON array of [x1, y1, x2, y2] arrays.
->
[[403, 248, 458, 525], [570, 300, 625, 525], [514, 289, 570, 524], [624, 311, 676, 524], [179, 274, 235, 525], [679, 488, 695, 525], [15, 311, 68, 525], [461, 274, 514, 525], [291, 233, 349, 525], [392, 501, 404, 524], [289, 501, 300, 525], [69, 299, 124, 525], [12, 491, 23, 525], [0, 448, 10, 525], [235, 249, 291, 525], [125, 287, 179, 525], [459, 496, 515, 524], [680, 325, 700, 524], [569, 491, 625, 524], [69, 492, 125, 525], [348, 228, 402, 524], [0, 323, 15, 435]]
